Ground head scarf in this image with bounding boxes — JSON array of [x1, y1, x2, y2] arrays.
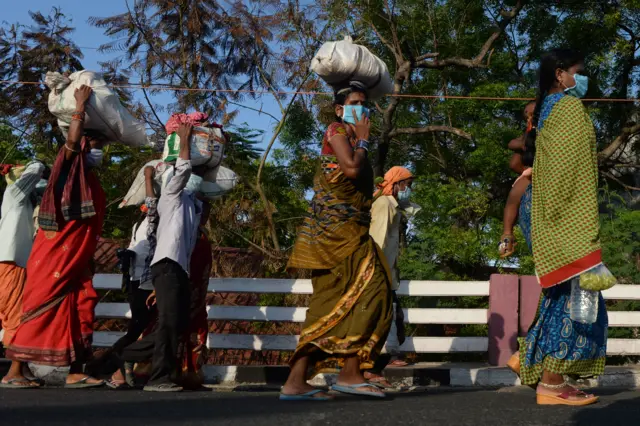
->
[[165, 112, 209, 134], [375, 166, 413, 197]]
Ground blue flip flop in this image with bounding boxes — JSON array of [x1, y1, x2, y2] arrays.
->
[[331, 383, 386, 398], [279, 389, 332, 401]]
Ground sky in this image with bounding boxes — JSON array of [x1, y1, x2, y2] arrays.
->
[[4, 0, 282, 153]]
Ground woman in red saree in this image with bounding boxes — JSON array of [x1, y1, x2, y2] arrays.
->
[[6, 85, 106, 388]]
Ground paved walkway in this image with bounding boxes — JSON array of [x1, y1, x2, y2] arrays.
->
[[1, 386, 639, 425]]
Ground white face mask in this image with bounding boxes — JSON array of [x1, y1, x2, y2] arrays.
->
[[185, 174, 203, 194]]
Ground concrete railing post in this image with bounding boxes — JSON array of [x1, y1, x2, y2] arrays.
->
[[488, 274, 519, 366], [518, 275, 541, 336]]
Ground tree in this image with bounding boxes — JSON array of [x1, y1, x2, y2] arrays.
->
[[0, 8, 84, 147]]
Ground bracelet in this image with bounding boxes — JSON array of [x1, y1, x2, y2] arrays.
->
[[71, 114, 84, 122], [355, 139, 370, 152], [63, 143, 80, 153]]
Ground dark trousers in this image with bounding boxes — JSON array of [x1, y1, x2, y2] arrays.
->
[[85, 280, 153, 376], [112, 280, 154, 354], [122, 259, 190, 385]]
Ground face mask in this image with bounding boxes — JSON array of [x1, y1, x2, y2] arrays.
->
[[185, 174, 203, 194], [86, 149, 104, 167], [342, 105, 370, 125], [35, 179, 48, 195], [564, 73, 589, 99], [397, 187, 412, 202]]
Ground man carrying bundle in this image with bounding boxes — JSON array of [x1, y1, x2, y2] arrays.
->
[[118, 123, 205, 392]]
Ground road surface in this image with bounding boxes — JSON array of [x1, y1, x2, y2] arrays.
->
[[1, 386, 640, 425]]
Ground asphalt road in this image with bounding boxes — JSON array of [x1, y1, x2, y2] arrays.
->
[[1, 386, 640, 425]]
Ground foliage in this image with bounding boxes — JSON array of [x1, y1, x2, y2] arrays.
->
[[0, 1, 637, 285]]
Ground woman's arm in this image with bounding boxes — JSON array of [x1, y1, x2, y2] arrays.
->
[[500, 177, 530, 257], [65, 85, 93, 161]]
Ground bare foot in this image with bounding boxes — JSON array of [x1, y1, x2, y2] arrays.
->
[[281, 382, 333, 399], [66, 374, 103, 385]]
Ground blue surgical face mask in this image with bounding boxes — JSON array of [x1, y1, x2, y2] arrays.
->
[[397, 187, 412, 202], [86, 149, 104, 167], [185, 174, 203, 194], [342, 105, 370, 125], [564, 73, 589, 99]]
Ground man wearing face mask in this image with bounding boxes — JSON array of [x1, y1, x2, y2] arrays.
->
[[119, 123, 203, 392], [0, 161, 48, 388], [364, 166, 414, 388]]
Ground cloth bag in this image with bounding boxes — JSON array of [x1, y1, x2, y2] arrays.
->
[[162, 126, 225, 167], [46, 70, 150, 147], [311, 36, 393, 101]]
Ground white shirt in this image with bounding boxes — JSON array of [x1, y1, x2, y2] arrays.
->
[[151, 158, 202, 274], [0, 162, 45, 267], [369, 195, 402, 290], [128, 218, 153, 290]]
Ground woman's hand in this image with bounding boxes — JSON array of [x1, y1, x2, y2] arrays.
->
[[74, 85, 93, 107], [349, 109, 370, 141], [513, 167, 532, 187], [499, 234, 516, 258]]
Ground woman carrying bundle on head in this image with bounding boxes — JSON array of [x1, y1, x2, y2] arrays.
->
[[6, 85, 107, 388], [280, 82, 393, 401]]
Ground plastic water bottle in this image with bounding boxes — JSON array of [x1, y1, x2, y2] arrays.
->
[[570, 278, 599, 324]]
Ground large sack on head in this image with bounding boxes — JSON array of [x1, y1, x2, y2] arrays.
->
[[119, 160, 172, 208], [310, 36, 393, 101], [201, 166, 237, 200], [163, 126, 225, 167], [46, 70, 150, 147]]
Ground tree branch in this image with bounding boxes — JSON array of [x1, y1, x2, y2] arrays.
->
[[602, 171, 640, 191], [599, 123, 640, 160], [415, 0, 524, 69], [389, 125, 472, 140]]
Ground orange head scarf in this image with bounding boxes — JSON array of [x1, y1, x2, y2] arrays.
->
[[375, 166, 413, 197]]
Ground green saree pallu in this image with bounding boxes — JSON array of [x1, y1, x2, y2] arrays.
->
[[532, 96, 601, 288], [288, 142, 393, 378]]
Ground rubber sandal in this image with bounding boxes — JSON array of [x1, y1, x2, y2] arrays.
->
[[366, 376, 394, 389], [387, 359, 409, 368], [536, 389, 599, 406], [331, 383, 386, 398], [279, 389, 332, 401], [106, 378, 131, 390], [64, 376, 105, 389], [143, 383, 183, 392], [0, 378, 41, 389]]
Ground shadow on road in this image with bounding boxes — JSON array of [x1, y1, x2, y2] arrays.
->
[[570, 394, 640, 425]]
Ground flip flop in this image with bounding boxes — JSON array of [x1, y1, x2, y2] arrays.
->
[[331, 383, 386, 398], [387, 360, 409, 367], [279, 389, 332, 401], [64, 376, 105, 389], [537, 389, 599, 406], [0, 378, 41, 389], [143, 383, 183, 392], [366, 376, 394, 389], [105, 379, 131, 390]]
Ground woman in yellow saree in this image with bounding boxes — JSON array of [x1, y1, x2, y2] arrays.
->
[[280, 83, 393, 400]]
